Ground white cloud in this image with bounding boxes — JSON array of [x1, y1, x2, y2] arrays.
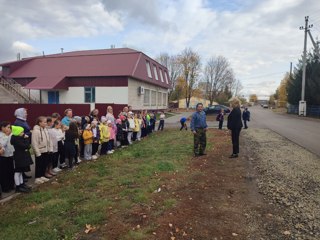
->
[[0, 0, 124, 60], [0, 0, 319, 97], [12, 41, 35, 58]]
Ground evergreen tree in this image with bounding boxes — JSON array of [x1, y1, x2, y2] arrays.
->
[[287, 50, 320, 105]]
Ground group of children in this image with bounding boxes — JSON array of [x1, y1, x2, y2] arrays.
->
[[0, 107, 166, 197]]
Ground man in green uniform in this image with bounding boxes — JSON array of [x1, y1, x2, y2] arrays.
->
[[190, 103, 208, 156]]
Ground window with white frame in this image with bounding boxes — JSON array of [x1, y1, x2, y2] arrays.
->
[[151, 90, 157, 106], [159, 68, 164, 82], [164, 71, 169, 84], [146, 61, 152, 78], [162, 92, 167, 106], [153, 65, 159, 80], [157, 92, 162, 106], [84, 87, 95, 103], [144, 89, 150, 105]]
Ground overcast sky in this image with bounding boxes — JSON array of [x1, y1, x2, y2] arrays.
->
[[0, 0, 319, 97]]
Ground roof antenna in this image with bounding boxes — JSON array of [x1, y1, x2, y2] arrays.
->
[[61, 48, 64, 53], [17, 52, 21, 60]]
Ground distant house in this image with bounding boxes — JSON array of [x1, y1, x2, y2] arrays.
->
[[178, 97, 215, 108], [0, 48, 170, 110]]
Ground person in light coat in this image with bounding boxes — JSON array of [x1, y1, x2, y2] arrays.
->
[[50, 119, 65, 171], [127, 112, 135, 145], [32, 116, 53, 184], [0, 121, 15, 193]]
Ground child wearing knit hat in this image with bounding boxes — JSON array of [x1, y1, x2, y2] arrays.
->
[[10, 126, 33, 193]]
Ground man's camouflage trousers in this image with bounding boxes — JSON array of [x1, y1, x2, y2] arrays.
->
[[194, 128, 206, 155]]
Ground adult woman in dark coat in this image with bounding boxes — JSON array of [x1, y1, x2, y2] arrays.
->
[[227, 97, 243, 158], [13, 108, 32, 179]]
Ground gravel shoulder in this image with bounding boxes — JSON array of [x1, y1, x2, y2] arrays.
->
[[243, 128, 320, 240]]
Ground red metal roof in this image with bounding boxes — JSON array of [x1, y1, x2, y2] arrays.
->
[[0, 48, 170, 90]]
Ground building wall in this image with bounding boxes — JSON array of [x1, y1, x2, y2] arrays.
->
[[41, 87, 128, 104], [128, 78, 168, 110], [178, 97, 213, 108], [59, 88, 84, 103], [39, 79, 168, 109], [96, 87, 128, 104]]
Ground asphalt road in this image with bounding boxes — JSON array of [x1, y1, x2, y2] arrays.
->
[[248, 106, 320, 157]]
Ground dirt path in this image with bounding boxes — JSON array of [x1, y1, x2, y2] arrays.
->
[[78, 127, 320, 239], [147, 128, 312, 240], [148, 129, 274, 239]]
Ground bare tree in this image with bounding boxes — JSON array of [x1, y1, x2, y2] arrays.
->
[[204, 56, 235, 105], [178, 48, 201, 108], [231, 79, 243, 97], [157, 53, 181, 97]]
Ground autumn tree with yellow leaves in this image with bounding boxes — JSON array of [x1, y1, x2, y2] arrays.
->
[[277, 73, 289, 107], [249, 94, 258, 103]]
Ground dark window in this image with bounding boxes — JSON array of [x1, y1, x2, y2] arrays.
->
[[84, 87, 95, 103], [48, 91, 59, 104]]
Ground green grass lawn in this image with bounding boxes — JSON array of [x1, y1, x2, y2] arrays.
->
[[0, 129, 198, 240]]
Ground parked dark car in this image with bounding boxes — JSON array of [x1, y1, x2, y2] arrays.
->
[[203, 105, 231, 114]]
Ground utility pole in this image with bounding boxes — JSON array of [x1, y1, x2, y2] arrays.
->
[[299, 16, 312, 116]]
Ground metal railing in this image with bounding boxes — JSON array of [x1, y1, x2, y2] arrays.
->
[[0, 77, 39, 103], [287, 104, 320, 117]]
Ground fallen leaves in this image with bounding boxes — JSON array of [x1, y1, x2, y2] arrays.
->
[[283, 230, 291, 235], [84, 224, 96, 234], [167, 223, 188, 239]]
